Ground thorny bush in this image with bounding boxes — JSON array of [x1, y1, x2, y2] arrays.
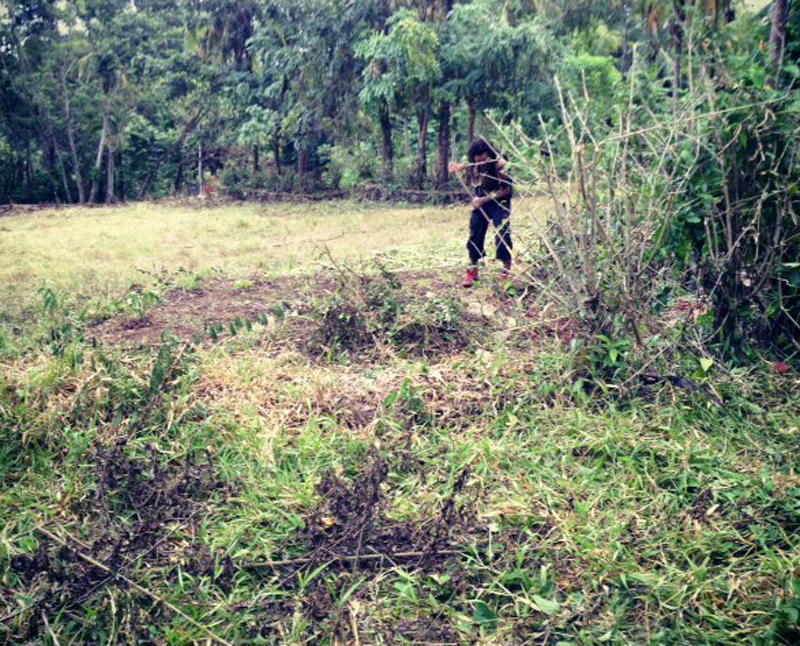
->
[[506, 41, 800, 368]]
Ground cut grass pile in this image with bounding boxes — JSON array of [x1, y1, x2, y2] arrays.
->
[[1, 201, 799, 646]]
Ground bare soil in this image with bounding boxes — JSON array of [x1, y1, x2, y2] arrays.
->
[[86, 270, 518, 350], [88, 274, 333, 347]]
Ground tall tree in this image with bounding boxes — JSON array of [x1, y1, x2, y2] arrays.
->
[[769, 0, 790, 82], [357, 9, 440, 187], [435, 0, 453, 189]]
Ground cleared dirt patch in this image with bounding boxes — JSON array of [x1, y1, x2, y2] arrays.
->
[[88, 275, 326, 347], [86, 270, 517, 354]]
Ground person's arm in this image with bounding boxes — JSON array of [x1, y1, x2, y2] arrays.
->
[[449, 158, 506, 174], [495, 169, 512, 201], [471, 194, 492, 209]]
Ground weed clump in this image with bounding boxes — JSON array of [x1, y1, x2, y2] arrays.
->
[[316, 299, 372, 351], [311, 268, 473, 359], [5, 442, 231, 645]]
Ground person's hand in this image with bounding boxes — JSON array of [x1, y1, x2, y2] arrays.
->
[[449, 161, 465, 173], [471, 195, 486, 209]]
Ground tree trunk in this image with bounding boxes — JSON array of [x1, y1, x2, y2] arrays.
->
[[467, 103, 476, 145], [253, 144, 260, 176], [36, 103, 71, 202], [39, 135, 60, 203], [61, 69, 85, 203], [105, 143, 115, 204], [51, 130, 73, 203], [298, 146, 311, 174], [198, 142, 203, 196], [272, 132, 282, 174], [379, 102, 393, 182], [13, 35, 66, 202], [769, 0, 790, 81], [24, 148, 32, 197], [64, 107, 85, 203], [89, 112, 108, 204], [174, 154, 185, 193], [416, 107, 429, 189], [436, 99, 450, 189], [298, 143, 311, 191], [117, 150, 124, 201]]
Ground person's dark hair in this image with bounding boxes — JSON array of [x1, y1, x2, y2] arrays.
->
[[466, 139, 499, 184], [467, 138, 496, 163]]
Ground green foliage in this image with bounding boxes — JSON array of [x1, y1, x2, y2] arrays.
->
[[511, 10, 800, 363], [588, 333, 631, 376], [3, 252, 800, 645], [766, 579, 800, 646], [0, 0, 792, 204], [318, 141, 378, 190], [657, 60, 800, 355], [355, 9, 441, 113], [442, 1, 561, 127], [558, 52, 622, 109]]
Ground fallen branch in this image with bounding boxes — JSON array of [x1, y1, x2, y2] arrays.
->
[[35, 526, 235, 646], [244, 548, 461, 569]]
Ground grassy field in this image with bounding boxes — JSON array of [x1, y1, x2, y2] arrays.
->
[[1, 200, 799, 646]]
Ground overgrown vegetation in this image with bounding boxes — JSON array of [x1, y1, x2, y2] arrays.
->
[[1, 203, 799, 643], [495, 5, 800, 358], [2, 1, 800, 644]]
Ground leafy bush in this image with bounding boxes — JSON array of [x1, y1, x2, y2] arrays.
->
[[558, 52, 622, 116], [319, 142, 378, 190], [648, 52, 800, 356]]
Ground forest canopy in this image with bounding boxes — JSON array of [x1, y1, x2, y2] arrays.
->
[[0, 0, 791, 204]]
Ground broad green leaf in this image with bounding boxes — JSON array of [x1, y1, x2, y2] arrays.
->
[[531, 594, 560, 615], [472, 600, 498, 629]]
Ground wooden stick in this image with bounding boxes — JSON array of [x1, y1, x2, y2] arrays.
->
[[35, 526, 235, 646], [245, 548, 461, 569]]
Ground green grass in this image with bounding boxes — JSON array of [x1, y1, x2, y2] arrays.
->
[[1, 200, 799, 646], [0, 197, 549, 305]]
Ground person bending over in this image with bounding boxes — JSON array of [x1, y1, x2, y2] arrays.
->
[[449, 139, 513, 288]]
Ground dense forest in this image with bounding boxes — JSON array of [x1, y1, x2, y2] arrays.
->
[[0, 0, 791, 202]]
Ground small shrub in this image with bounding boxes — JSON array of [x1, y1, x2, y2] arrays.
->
[[317, 298, 372, 352]]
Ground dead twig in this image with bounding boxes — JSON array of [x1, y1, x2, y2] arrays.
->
[[245, 548, 461, 570], [35, 526, 235, 646]]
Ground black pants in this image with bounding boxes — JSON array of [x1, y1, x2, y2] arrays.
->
[[467, 201, 512, 265]]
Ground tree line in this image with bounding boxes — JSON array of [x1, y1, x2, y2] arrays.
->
[[0, 0, 793, 204]]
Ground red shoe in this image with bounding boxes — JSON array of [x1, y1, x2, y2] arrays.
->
[[463, 267, 479, 287]]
